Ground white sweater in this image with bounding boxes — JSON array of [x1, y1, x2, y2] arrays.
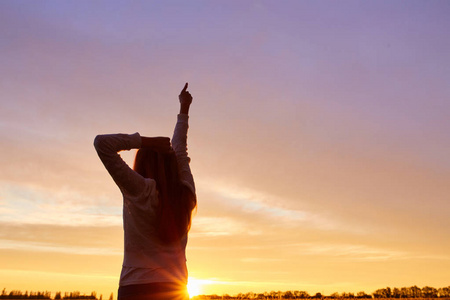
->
[[94, 114, 195, 286]]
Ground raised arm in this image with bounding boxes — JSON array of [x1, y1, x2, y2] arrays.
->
[[172, 83, 196, 195]]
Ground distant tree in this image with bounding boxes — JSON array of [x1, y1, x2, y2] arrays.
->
[[108, 293, 113, 300], [357, 291, 371, 299], [298, 291, 310, 299], [284, 291, 294, 299], [373, 289, 384, 298], [313, 293, 322, 299], [99, 295, 102, 300], [410, 286, 421, 298], [342, 292, 355, 298], [8, 290, 22, 299], [386, 287, 392, 298], [422, 286, 438, 298], [374, 287, 393, 299], [438, 287, 450, 297], [392, 288, 401, 298], [329, 292, 339, 299], [400, 287, 410, 298], [55, 292, 61, 300]]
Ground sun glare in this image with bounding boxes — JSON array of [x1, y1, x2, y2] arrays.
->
[[187, 277, 202, 298]]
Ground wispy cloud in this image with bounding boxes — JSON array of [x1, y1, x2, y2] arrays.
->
[[0, 221, 122, 254], [0, 239, 120, 256], [241, 257, 285, 263], [0, 181, 121, 226], [190, 216, 254, 237], [290, 242, 408, 261], [197, 177, 355, 233]]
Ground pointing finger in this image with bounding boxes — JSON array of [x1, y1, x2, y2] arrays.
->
[[181, 82, 188, 93]]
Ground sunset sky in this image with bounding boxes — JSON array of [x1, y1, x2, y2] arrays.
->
[[1, 0, 450, 298]]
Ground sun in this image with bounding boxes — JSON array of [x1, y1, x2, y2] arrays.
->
[[187, 277, 202, 298]]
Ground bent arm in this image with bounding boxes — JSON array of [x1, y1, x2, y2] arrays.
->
[[94, 133, 146, 196]]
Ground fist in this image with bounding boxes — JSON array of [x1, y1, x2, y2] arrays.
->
[[179, 83, 193, 106]]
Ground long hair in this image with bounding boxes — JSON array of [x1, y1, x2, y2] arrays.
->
[[133, 148, 196, 244]]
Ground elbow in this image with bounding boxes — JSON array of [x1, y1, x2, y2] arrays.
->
[[93, 134, 105, 150]]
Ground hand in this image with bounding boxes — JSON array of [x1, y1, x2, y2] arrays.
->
[[141, 136, 172, 153], [179, 83, 193, 107]]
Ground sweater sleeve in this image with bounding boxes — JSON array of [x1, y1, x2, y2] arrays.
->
[[94, 133, 147, 196], [172, 114, 196, 195]]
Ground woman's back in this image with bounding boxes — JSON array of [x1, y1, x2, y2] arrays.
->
[[94, 83, 196, 300]]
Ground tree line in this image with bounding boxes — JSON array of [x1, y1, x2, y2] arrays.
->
[[192, 285, 450, 300], [0, 290, 114, 300], [1, 285, 449, 300]]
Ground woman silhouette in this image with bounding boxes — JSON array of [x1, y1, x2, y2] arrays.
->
[[94, 83, 196, 300]]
